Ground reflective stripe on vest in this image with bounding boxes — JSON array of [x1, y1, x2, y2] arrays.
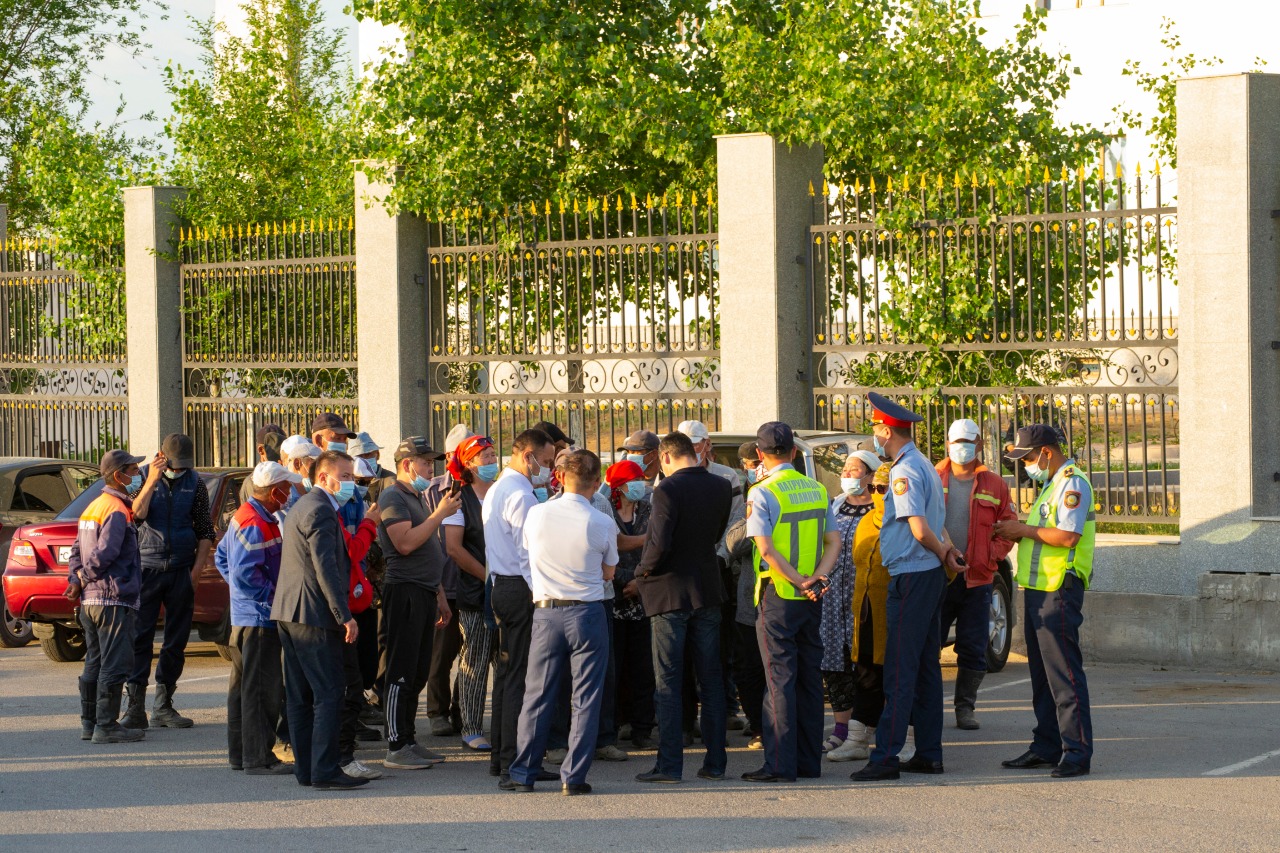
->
[[753, 469, 828, 604], [1016, 464, 1096, 592]]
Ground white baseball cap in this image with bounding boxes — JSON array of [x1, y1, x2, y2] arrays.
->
[[252, 461, 304, 488], [948, 419, 981, 442], [287, 440, 322, 460], [445, 423, 475, 454], [354, 457, 378, 478], [280, 435, 308, 458], [676, 420, 710, 442]]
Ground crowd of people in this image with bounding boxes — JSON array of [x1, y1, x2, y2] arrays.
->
[[67, 397, 1097, 793]]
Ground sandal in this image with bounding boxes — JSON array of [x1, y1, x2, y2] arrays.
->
[[462, 734, 492, 751]]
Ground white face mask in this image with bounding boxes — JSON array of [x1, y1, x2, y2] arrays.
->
[[528, 455, 551, 487], [949, 443, 977, 465]]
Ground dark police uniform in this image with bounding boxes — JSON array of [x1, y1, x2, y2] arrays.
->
[[859, 393, 949, 776]]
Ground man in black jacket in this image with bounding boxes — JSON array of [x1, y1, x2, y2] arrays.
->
[[271, 451, 367, 790], [633, 432, 732, 784]]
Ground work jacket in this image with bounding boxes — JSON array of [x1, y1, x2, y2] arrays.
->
[[935, 460, 1017, 588]]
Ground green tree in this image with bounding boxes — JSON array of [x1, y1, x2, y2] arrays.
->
[[163, 0, 358, 229]]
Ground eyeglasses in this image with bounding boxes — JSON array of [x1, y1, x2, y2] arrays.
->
[[869, 484, 889, 495]]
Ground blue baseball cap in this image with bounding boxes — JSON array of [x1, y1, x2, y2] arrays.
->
[[756, 422, 795, 455]]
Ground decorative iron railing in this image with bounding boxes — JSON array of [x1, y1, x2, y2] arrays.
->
[[0, 238, 128, 459], [426, 193, 720, 458], [810, 165, 1178, 524], [179, 219, 358, 466]]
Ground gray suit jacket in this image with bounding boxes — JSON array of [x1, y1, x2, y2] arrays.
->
[[270, 489, 352, 631]]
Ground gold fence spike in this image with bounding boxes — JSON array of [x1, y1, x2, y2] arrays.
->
[[529, 201, 537, 216], [1134, 161, 1142, 177], [573, 198, 581, 213], [869, 176, 877, 193], [691, 190, 699, 207], [853, 177, 862, 194], [630, 192, 638, 210], [822, 179, 829, 196], [674, 191, 682, 208], [971, 171, 979, 188], [886, 175, 894, 193], [808, 180, 815, 197], [1061, 166, 1070, 182], [1116, 161, 1124, 179], [902, 175, 910, 192], [954, 171, 963, 189], [706, 187, 715, 207], [661, 192, 668, 207], [616, 194, 623, 212], [1044, 166, 1052, 183], [936, 173, 944, 190], [1153, 160, 1162, 176]]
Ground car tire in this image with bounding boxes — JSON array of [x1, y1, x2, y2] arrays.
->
[[986, 573, 1012, 673], [39, 624, 87, 663], [1, 604, 34, 647]]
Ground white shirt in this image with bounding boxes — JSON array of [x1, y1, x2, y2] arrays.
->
[[481, 467, 539, 584], [550, 488, 618, 599], [523, 493, 619, 603]]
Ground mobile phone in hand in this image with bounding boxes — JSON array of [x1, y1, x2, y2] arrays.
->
[[448, 479, 462, 498]]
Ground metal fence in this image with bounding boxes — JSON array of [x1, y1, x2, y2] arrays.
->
[[180, 220, 358, 466], [425, 193, 721, 459], [0, 238, 128, 459], [809, 166, 1178, 524]]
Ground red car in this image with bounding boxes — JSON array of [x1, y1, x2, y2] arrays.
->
[[2, 468, 251, 663]]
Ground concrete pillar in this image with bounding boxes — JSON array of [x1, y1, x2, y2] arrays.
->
[[1177, 73, 1280, 580], [715, 133, 824, 433], [354, 164, 431, 469], [123, 187, 186, 455]]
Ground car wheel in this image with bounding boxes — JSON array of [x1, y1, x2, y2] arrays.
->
[[1, 603, 34, 647], [986, 573, 1012, 673], [215, 642, 233, 662], [39, 623, 87, 663]]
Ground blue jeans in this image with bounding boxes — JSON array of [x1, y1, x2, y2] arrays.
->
[[940, 577, 992, 672], [278, 621, 345, 785], [650, 606, 727, 778], [870, 566, 946, 767], [510, 602, 609, 786], [1025, 577, 1092, 768]]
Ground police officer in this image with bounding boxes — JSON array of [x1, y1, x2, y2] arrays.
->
[[992, 424, 1094, 778], [742, 422, 842, 783], [851, 393, 965, 782]]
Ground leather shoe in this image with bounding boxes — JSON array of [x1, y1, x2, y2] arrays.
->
[[313, 774, 369, 790], [562, 783, 592, 796], [244, 763, 294, 776], [536, 769, 559, 782], [1002, 750, 1057, 770], [1051, 762, 1090, 778], [696, 768, 725, 781], [741, 769, 795, 783], [499, 776, 534, 792], [900, 756, 944, 775], [635, 770, 681, 784], [849, 762, 900, 782]]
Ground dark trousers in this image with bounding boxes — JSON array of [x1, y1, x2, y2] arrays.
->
[[870, 566, 946, 767], [852, 601, 885, 728], [734, 621, 765, 733], [426, 598, 462, 724], [129, 567, 194, 687], [226, 626, 283, 770], [550, 609, 616, 750], [381, 582, 438, 751], [80, 605, 136, 721], [1025, 578, 1093, 768], [278, 620, 345, 785], [757, 586, 824, 779], [338, 640, 363, 765], [650, 605, 727, 778], [490, 575, 533, 774], [511, 602, 609, 786], [355, 607, 379, 690], [614, 617, 655, 737], [941, 577, 992, 672]]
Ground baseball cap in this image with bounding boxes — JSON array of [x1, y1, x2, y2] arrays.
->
[[738, 441, 760, 463], [252, 461, 303, 488], [354, 457, 378, 478], [849, 450, 883, 476], [255, 424, 286, 460], [621, 430, 660, 453], [310, 412, 357, 438], [394, 436, 444, 463], [444, 424, 475, 454], [533, 421, 574, 446], [676, 420, 710, 443], [948, 419, 981, 442], [1006, 424, 1062, 460], [287, 440, 322, 460], [161, 433, 196, 469], [100, 449, 144, 479], [347, 431, 382, 457], [756, 421, 795, 455], [280, 435, 308, 458]]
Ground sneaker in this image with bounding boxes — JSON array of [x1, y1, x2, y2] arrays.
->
[[411, 743, 446, 763], [827, 723, 873, 762], [314, 773, 369, 790], [429, 716, 456, 737], [244, 763, 294, 776], [342, 759, 384, 779], [595, 744, 629, 762], [545, 748, 568, 765], [355, 723, 384, 743], [385, 746, 436, 770], [823, 733, 846, 752], [618, 724, 633, 741], [631, 733, 656, 751], [746, 734, 763, 750]]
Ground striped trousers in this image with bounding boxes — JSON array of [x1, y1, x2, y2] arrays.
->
[[457, 609, 496, 737]]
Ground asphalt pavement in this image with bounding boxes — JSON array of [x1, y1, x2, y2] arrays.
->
[[2, 641, 1279, 852]]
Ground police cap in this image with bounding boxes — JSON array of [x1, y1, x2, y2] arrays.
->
[[756, 421, 795, 456], [867, 392, 923, 428]]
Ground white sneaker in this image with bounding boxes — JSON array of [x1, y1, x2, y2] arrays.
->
[[342, 759, 384, 780], [545, 748, 568, 765], [827, 722, 873, 762], [899, 727, 916, 763]]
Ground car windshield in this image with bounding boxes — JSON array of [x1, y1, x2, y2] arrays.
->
[[56, 472, 219, 521]]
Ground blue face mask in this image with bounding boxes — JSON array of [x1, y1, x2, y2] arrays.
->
[[745, 468, 758, 485], [949, 443, 977, 465], [411, 475, 431, 493], [327, 441, 347, 454], [302, 477, 312, 492], [872, 434, 887, 457], [356, 484, 369, 501], [476, 463, 500, 483], [163, 469, 183, 480], [533, 487, 549, 503], [125, 474, 143, 494], [840, 477, 866, 497], [624, 481, 648, 502], [626, 453, 649, 468], [1024, 452, 1051, 483], [334, 481, 357, 505]]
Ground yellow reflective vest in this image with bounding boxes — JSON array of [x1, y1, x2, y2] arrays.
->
[[753, 469, 829, 604], [1016, 462, 1096, 592]]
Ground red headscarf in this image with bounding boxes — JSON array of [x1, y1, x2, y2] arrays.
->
[[447, 435, 493, 481], [605, 460, 646, 510]]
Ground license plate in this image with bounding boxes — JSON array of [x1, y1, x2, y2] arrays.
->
[[57, 546, 72, 565]]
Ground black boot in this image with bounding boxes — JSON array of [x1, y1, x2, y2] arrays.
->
[[151, 683, 194, 728], [954, 668, 984, 730], [78, 679, 97, 741], [92, 683, 145, 744], [121, 681, 148, 730]]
